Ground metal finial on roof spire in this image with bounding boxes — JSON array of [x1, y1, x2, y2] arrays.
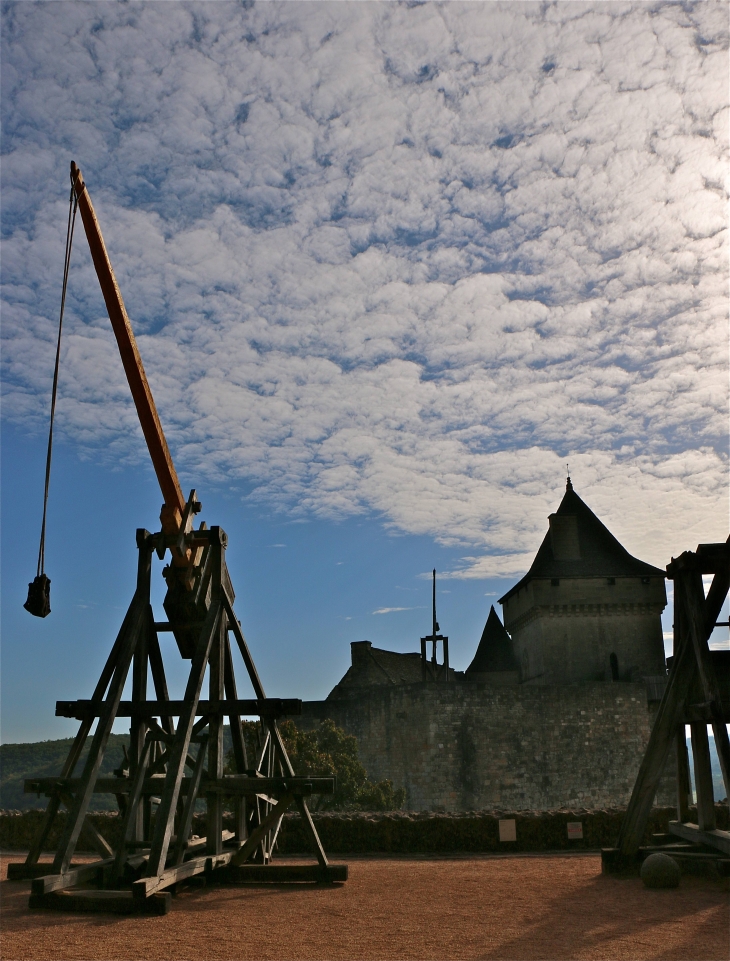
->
[[566, 464, 573, 491]]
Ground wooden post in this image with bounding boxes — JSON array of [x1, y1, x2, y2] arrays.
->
[[53, 597, 145, 873], [145, 530, 225, 878], [676, 724, 692, 823], [130, 532, 152, 844], [206, 610, 226, 856], [690, 722, 716, 831], [223, 635, 248, 843]]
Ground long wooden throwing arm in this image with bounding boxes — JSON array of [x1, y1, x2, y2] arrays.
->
[[70, 161, 185, 533]]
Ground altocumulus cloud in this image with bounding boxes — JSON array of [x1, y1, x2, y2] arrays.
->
[[1, 2, 727, 577]]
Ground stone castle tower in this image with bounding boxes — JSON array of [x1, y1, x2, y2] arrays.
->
[[499, 477, 667, 686], [297, 479, 672, 811]]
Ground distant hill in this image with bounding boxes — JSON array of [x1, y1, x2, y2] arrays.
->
[[1, 734, 130, 811], [0, 729, 234, 811]]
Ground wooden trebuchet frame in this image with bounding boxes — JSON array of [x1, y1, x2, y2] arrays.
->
[[602, 538, 730, 873], [13, 527, 346, 914]]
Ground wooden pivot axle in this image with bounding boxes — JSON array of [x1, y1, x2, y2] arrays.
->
[[18, 526, 345, 914], [602, 539, 730, 873]]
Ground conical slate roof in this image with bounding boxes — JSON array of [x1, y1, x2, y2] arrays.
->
[[466, 606, 519, 673], [499, 478, 664, 605]]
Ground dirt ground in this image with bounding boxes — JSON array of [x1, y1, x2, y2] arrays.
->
[[1, 853, 727, 961]]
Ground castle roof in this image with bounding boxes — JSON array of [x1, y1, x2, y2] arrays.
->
[[327, 646, 424, 697], [499, 478, 665, 605], [466, 606, 518, 673]]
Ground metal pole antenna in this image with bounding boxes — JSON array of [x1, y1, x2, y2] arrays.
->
[[432, 569, 437, 663]]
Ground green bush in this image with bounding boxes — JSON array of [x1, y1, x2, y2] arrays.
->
[[225, 718, 406, 812]]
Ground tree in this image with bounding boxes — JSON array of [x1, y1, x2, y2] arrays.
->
[[225, 718, 405, 811]]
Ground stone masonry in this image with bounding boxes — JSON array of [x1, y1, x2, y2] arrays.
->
[[300, 681, 672, 812]]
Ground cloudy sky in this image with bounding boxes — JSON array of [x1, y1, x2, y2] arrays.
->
[[1, 2, 728, 740]]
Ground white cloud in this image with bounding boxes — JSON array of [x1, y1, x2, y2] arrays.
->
[[1, 2, 727, 579], [373, 607, 416, 616]]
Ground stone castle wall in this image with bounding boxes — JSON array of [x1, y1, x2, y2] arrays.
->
[[299, 681, 674, 812]]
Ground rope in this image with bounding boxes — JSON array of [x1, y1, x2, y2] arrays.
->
[[35, 176, 78, 578]]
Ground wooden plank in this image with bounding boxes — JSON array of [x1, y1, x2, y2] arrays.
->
[[676, 724, 692, 823], [55, 697, 302, 719], [110, 738, 152, 884], [294, 796, 329, 868], [616, 620, 697, 856], [31, 858, 113, 895], [145, 579, 222, 878], [29, 889, 170, 915], [55, 793, 115, 860], [52, 596, 145, 873], [173, 734, 208, 866], [207, 614, 225, 856], [147, 631, 175, 735], [230, 795, 294, 866], [132, 851, 233, 899], [23, 588, 143, 870], [71, 163, 185, 526], [223, 634, 248, 844], [223, 636, 248, 774], [24, 718, 94, 867], [219, 863, 348, 884], [690, 722, 716, 830], [129, 582, 151, 846], [668, 821, 730, 856]]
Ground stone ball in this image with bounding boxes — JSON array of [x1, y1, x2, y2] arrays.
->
[[640, 853, 680, 889]]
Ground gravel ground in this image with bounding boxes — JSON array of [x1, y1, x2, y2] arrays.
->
[[2, 853, 727, 960]]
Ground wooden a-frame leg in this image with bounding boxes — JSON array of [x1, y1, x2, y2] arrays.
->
[[148, 630, 175, 737], [110, 737, 152, 884], [25, 719, 93, 866], [223, 634, 248, 843], [52, 597, 146, 874], [173, 735, 209, 866], [24, 580, 145, 869], [145, 599, 221, 877], [270, 720, 329, 867], [616, 632, 695, 857], [207, 612, 225, 856]]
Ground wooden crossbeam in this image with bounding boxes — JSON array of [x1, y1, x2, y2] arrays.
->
[[668, 821, 730, 856], [55, 697, 303, 718], [132, 852, 232, 899], [26, 775, 333, 796]]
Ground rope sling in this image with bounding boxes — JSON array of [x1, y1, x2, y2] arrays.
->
[[24, 173, 78, 617]]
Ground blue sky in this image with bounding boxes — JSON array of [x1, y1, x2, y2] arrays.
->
[[2, 1, 728, 743]]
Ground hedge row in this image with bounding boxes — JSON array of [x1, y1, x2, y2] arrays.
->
[[2, 805, 727, 854]]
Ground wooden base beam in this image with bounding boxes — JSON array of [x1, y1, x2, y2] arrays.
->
[[667, 821, 730, 856], [29, 889, 170, 915]]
